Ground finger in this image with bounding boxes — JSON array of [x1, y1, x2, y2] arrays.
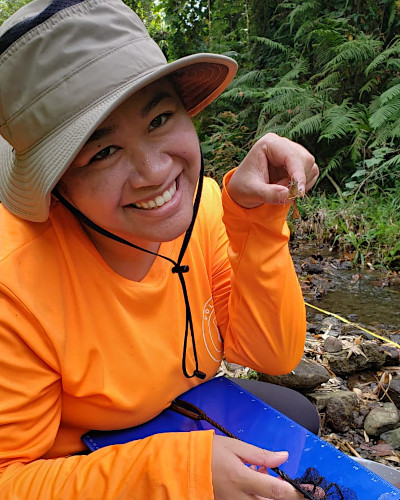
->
[[246, 470, 305, 500], [261, 134, 315, 193], [226, 441, 304, 500], [224, 438, 289, 469], [304, 163, 319, 193], [254, 183, 290, 205]]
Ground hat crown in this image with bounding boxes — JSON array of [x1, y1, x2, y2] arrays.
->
[[0, 0, 164, 154]]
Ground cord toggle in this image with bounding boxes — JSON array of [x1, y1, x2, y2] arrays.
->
[[172, 264, 189, 274]]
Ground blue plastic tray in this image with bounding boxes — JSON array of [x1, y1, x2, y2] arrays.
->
[[82, 377, 400, 499]]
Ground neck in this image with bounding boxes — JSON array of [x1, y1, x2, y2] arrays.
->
[[83, 224, 160, 281]]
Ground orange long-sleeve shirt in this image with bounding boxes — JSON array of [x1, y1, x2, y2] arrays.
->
[[0, 172, 306, 499]]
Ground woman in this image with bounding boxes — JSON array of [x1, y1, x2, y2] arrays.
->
[[0, 0, 319, 498]]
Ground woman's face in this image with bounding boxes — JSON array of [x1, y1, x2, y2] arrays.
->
[[58, 79, 201, 246]]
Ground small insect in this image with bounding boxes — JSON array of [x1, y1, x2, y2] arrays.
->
[[288, 178, 303, 219]]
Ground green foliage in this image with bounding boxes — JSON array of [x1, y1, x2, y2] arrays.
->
[[1, 0, 399, 268], [296, 189, 400, 269], [0, 0, 33, 25], [200, 111, 252, 185], [204, 0, 400, 197]]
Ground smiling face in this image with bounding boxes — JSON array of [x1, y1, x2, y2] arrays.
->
[[58, 79, 201, 250]]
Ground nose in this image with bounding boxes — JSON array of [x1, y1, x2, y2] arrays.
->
[[125, 148, 172, 188]]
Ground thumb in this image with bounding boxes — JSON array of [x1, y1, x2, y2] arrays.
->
[[232, 439, 289, 468], [244, 448, 289, 469]]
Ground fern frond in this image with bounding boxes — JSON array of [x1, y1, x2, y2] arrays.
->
[[380, 153, 400, 171], [261, 91, 309, 116], [263, 82, 303, 98], [253, 36, 291, 54], [256, 111, 294, 138], [219, 87, 267, 102], [319, 101, 367, 140], [287, 1, 320, 33], [370, 128, 395, 148], [307, 28, 346, 47], [369, 99, 400, 129], [388, 122, 400, 140], [325, 35, 382, 71], [314, 71, 340, 91], [387, 59, 400, 71], [385, 0, 398, 33], [378, 83, 400, 105], [293, 19, 316, 42], [349, 132, 369, 164], [275, 2, 297, 11], [279, 59, 309, 82], [359, 76, 381, 97], [231, 70, 267, 88], [288, 112, 323, 139], [318, 146, 351, 181], [307, 28, 346, 67], [365, 40, 400, 75]]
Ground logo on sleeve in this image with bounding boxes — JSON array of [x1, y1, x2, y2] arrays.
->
[[202, 297, 223, 362]]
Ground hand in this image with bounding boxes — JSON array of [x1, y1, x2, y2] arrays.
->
[[211, 435, 305, 499], [226, 133, 319, 208]]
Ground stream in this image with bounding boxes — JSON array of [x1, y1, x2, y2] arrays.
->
[[291, 242, 400, 339]]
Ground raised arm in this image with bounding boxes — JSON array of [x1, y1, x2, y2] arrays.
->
[[216, 134, 319, 375]]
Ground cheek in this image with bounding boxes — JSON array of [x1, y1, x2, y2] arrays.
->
[[176, 130, 201, 178], [59, 169, 121, 209]]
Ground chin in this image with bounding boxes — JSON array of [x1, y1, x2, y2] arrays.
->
[[156, 227, 190, 243], [154, 218, 193, 243]]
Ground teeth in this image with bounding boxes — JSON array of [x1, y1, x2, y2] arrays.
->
[[133, 182, 176, 210]]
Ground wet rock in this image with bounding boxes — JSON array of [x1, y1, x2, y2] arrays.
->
[[324, 336, 343, 353], [258, 357, 330, 392], [325, 394, 356, 432], [307, 389, 358, 413], [381, 428, 400, 450], [391, 334, 400, 345], [347, 314, 358, 322], [363, 403, 399, 437], [330, 259, 354, 270], [347, 329, 368, 338], [323, 341, 386, 376], [382, 345, 400, 365], [306, 323, 319, 334], [353, 410, 366, 429], [302, 262, 324, 274], [339, 260, 354, 270], [386, 378, 400, 409], [319, 317, 342, 337]]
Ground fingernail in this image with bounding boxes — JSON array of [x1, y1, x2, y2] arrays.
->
[[275, 451, 288, 458]]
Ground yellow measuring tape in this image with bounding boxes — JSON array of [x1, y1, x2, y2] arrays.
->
[[305, 301, 400, 349]]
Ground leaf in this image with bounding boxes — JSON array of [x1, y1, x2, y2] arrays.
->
[[341, 339, 367, 358]]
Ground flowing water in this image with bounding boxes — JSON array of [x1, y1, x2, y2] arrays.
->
[[291, 243, 400, 335]]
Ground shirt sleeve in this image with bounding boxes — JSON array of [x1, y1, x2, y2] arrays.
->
[[0, 291, 214, 500], [215, 169, 306, 375]]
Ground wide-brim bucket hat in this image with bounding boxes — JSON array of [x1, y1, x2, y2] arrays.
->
[[0, 0, 237, 222]]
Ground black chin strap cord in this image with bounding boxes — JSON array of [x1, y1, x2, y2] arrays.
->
[[53, 151, 206, 380]]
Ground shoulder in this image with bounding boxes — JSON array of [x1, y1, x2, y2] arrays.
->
[[0, 204, 53, 263], [198, 176, 222, 217], [190, 177, 226, 253]]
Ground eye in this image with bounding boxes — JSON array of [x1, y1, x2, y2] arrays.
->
[[149, 113, 171, 131], [91, 145, 120, 163]]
